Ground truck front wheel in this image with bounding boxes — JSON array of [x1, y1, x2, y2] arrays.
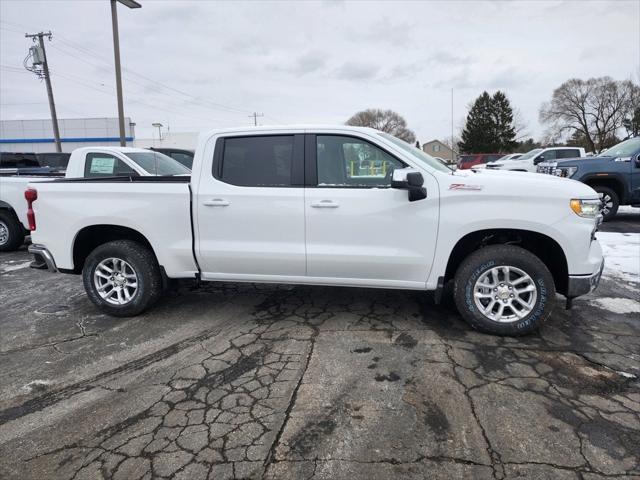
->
[[453, 245, 555, 336], [82, 240, 163, 317], [592, 186, 619, 222]]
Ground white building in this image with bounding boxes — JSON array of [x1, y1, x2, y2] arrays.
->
[[0, 117, 136, 153]]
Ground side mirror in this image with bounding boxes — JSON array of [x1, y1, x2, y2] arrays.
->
[[534, 155, 544, 165], [391, 169, 427, 202], [635, 154, 640, 168]]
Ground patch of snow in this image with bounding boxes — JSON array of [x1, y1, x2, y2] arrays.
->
[[616, 370, 637, 379], [617, 205, 640, 214], [597, 232, 639, 284], [22, 379, 52, 392], [588, 297, 640, 314], [0, 261, 32, 273]]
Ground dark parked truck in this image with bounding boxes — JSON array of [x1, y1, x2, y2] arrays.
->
[[537, 137, 640, 221]]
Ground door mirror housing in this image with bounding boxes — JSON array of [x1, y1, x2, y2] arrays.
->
[[534, 155, 545, 165], [391, 168, 427, 201], [635, 154, 640, 168]]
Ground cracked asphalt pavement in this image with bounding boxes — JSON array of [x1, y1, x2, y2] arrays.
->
[[1, 226, 639, 479]]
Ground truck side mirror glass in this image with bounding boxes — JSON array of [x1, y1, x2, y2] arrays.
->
[[534, 155, 544, 165], [391, 169, 427, 202]]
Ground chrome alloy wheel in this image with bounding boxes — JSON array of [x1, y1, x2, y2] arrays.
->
[[473, 266, 537, 323], [601, 194, 613, 216], [93, 258, 138, 305], [0, 221, 8, 246]]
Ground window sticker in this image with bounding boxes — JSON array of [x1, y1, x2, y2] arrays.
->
[[90, 157, 115, 174]]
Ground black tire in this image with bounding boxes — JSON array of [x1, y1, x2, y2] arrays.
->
[[593, 186, 619, 222], [453, 245, 555, 336], [82, 240, 162, 317], [0, 210, 26, 252]]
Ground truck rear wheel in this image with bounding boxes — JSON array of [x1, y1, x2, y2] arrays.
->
[[593, 186, 619, 222], [82, 240, 163, 317], [0, 210, 26, 252], [453, 245, 555, 336]]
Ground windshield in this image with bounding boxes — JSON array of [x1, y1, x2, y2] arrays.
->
[[516, 148, 543, 161], [598, 137, 640, 157], [377, 132, 451, 173], [124, 152, 191, 176]]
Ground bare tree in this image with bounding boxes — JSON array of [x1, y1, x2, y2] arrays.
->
[[540, 77, 639, 152], [346, 109, 416, 143]]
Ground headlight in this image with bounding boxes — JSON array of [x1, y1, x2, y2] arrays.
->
[[555, 166, 578, 178], [570, 199, 601, 218]]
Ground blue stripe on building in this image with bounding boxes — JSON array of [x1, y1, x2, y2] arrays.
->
[[0, 137, 134, 144]]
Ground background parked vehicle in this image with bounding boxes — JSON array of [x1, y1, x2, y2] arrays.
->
[[0, 147, 190, 251], [147, 147, 194, 169], [497, 153, 523, 162], [27, 126, 604, 336], [486, 147, 586, 172], [457, 153, 503, 169], [537, 136, 640, 221], [1, 151, 71, 172]]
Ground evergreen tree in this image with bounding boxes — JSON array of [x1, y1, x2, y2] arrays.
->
[[459, 91, 517, 153], [491, 91, 517, 152]]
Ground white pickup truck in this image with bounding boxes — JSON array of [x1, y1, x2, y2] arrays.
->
[[27, 126, 604, 336], [485, 147, 587, 172], [0, 147, 190, 251]]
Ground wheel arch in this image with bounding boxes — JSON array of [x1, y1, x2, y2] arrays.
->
[[444, 228, 569, 296], [582, 175, 626, 203], [70, 224, 158, 274]]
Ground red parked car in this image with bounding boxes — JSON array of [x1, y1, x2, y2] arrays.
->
[[457, 153, 504, 169]]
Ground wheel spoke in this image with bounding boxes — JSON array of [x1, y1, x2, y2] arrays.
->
[[475, 291, 493, 298], [516, 285, 536, 294]]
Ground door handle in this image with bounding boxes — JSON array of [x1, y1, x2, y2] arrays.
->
[[310, 200, 339, 208], [203, 198, 230, 207]]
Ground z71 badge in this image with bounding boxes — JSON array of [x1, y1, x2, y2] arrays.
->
[[449, 183, 483, 191]]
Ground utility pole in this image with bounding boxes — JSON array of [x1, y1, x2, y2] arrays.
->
[[451, 87, 454, 164], [25, 32, 61, 152], [249, 112, 264, 126], [110, 0, 141, 147]]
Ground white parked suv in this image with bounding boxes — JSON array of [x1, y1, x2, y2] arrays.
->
[[485, 147, 586, 172], [26, 126, 604, 336]]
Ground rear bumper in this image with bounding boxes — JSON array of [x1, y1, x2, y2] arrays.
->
[[567, 257, 604, 298], [28, 244, 57, 272]]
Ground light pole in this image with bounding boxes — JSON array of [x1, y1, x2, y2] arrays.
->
[[110, 0, 141, 146], [152, 122, 163, 143]]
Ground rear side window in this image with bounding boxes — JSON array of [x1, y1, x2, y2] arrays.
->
[[84, 153, 137, 178], [484, 154, 503, 162], [556, 149, 580, 159], [220, 135, 294, 187]]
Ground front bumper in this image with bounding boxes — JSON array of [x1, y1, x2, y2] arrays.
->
[[28, 244, 57, 272], [567, 257, 604, 298]]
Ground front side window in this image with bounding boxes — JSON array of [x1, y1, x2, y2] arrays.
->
[[220, 135, 293, 187], [317, 135, 406, 187], [84, 153, 137, 178]]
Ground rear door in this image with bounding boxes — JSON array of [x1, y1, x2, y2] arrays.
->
[[195, 134, 306, 280]]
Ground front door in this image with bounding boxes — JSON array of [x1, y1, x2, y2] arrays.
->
[[195, 134, 306, 280], [304, 134, 438, 288]]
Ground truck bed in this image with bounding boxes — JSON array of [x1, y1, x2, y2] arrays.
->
[[29, 178, 198, 277]]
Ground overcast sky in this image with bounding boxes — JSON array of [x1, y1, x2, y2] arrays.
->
[[1, 0, 638, 141]]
